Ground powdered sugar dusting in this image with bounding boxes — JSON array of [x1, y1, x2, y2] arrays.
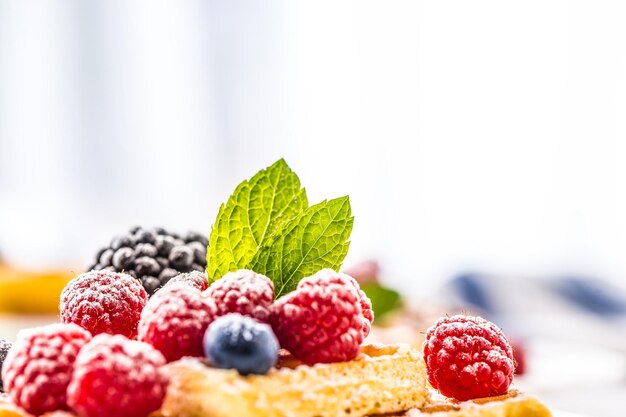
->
[[298, 269, 374, 339], [68, 334, 167, 417], [1, 323, 91, 415], [138, 283, 217, 362], [271, 269, 369, 365], [164, 270, 208, 292], [205, 269, 274, 323], [60, 270, 148, 339], [423, 315, 515, 401]]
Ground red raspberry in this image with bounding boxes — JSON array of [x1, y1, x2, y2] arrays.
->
[[270, 269, 371, 365], [423, 315, 515, 401], [164, 270, 208, 292], [299, 269, 374, 339], [204, 269, 274, 323], [138, 283, 218, 362], [511, 339, 527, 375], [68, 334, 167, 417], [60, 270, 148, 339], [1, 323, 91, 415]]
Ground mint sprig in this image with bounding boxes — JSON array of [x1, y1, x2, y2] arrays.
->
[[206, 159, 353, 297], [250, 197, 353, 296], [207, 159, 307, 283], [360, 283, 403, 321]]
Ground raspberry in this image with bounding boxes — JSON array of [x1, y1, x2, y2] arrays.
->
[[298, 269, 374, 338], [164, 270, 208, 292], [204, 269, 274, 323], [68, 334, 167, 417], [422, 315, 515, 401], [1, 324, 91, 415], [270, 270, 370, 364], [138, 283, 217, 362], [60, 270, 148, 339], [511, 339, 527, 375]]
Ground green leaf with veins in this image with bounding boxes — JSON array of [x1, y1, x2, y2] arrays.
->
[[207, 159, 308, 283], [249, 196, 354, 297]]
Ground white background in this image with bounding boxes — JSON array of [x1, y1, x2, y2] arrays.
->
[[3, 2, 626, 415], [2, 1, 626, 296]]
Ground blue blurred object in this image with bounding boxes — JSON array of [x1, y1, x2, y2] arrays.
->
[[451, 272, 626, 319], [450, 272, 495, 316], [552, 277, 626, 317]]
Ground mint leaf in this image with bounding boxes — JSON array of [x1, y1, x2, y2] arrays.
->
[[250, 196, 354, 297], [207, 159, 308, 283], [360, 283, 403, 321]]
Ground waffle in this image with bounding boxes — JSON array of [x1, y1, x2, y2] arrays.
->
[[158, 343, 428, 417], [403, 389, 551, 417], [0, 344, 550, 417]]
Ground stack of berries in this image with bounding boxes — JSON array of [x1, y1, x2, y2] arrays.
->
[[0, 267, 517, 417], [0, 267, 375, 417]]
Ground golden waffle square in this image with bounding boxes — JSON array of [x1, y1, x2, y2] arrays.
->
[[404, 389, 551, 417], [158, 343, 428, 417]]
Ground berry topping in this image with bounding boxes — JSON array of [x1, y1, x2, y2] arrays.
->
[[164, 270, 208, 292], [423, 315, 515, 401], [511, 339, 527, 375], [169, 246, 194, 270], [298, 269, 373, 338], [0, 339, 11, 392], [138, 283, 217, 362], [68, 334, 168, 417], [205, 269, 274, 323], [204, 314, 278, 375], [86, 226, 209, 295], [60, 270, 148, 339], [270, 269, 371, 365], [1, 324, 91, 415]]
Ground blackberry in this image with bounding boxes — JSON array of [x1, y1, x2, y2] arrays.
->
[[87, 226, 208, 296], [0, 338, 12, 392]]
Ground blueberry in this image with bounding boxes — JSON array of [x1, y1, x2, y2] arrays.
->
[[158, 268, 179, 284], [169, 246, 194, 270], [0, 339, 12, 392], [135, 256, 161, 277], [155, 235, 176, 256], [134, 243, 158, 258], [111, 235, 134, 250], [203, 314, 278, 376], [184, 231, 209, 246], [156, 257, 169, 268], [141, 276, 161, 295], [112, 247, 135, 270], [99, 249, 114, 266], [134, 229, 156, 244], [191, 263, 205, 272], [152, 227, 168, 235], [186, 241, 207, 264], [95, 247, 108, 260]]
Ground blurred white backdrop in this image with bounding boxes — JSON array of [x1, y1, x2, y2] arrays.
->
[[2, 1, 626, 297]]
